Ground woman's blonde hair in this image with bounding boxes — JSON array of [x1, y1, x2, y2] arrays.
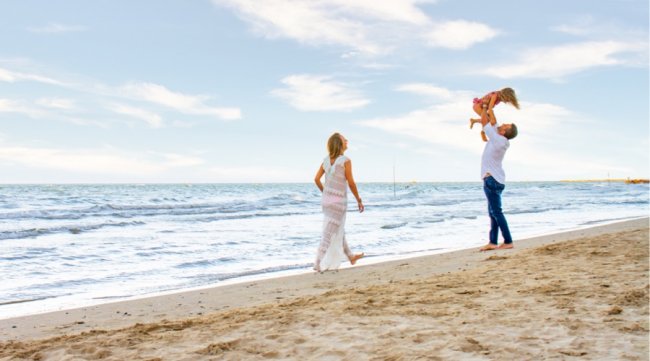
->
[[500, 87, 520, 109], [327, 133, 344, 159]]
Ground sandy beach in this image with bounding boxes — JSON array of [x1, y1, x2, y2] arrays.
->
[[1, 218, 648, 360]]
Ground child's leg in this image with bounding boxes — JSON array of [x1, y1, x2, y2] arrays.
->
[[470, 102, 486, 128], [470, 118, 482, 129], [473, 102, 485, 116], [470, 102, 490, 142]]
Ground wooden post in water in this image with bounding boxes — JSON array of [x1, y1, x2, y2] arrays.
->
[[393, 160, 396, 199]]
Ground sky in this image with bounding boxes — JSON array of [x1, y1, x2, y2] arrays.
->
[[0, 0, 648, 183]]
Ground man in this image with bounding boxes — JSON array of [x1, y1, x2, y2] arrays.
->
[[478, 107, 518, 251]]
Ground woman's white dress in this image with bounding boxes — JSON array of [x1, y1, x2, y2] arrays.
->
[[314, 155, 354, 272]]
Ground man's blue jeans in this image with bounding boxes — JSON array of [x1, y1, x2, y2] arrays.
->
[[483, 175, 513, 245]]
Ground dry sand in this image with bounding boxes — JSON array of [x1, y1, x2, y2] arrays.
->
[[0, 218, 648, 360]]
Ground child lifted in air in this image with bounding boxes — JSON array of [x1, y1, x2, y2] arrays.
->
[[470, 87, 520, 142]]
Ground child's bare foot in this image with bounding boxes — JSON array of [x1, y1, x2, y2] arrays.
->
[[479, 243, 498, 251], [497, 243, 514, 249], [350, 253, 364, 265], [480, 131, 487, 142], [469, 118, 479, 129]]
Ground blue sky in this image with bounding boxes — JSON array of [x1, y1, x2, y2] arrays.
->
[[1, 0, 648, 183]]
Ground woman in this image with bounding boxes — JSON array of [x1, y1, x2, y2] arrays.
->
[[313, 133, 364, 272]]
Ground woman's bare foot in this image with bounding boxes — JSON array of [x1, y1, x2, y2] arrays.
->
[[497, 243, 514, 250], [479, 244, 498, 252], [350, 253, 364, 265]]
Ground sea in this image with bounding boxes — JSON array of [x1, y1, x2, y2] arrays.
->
[[1, 182, 648, 319]]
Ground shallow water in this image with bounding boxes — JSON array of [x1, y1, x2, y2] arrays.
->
[[0, 182, 647, 318]]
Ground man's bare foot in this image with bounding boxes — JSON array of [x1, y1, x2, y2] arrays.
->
[[480, 244, 498, 252], [350, 253, 364, 265], [497, 243, 514, 250]]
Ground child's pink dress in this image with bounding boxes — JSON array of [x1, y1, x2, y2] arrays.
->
[[473, 91, 501, 107], [314, 155, 354, 272]]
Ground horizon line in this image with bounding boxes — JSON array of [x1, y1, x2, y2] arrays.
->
[[1, 179, 648, 186]]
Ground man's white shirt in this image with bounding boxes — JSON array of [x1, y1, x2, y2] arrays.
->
[[481, 123, 509, 184]]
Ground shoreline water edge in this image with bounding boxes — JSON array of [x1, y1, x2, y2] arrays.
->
[[1, 182, 648, 320], [0, 217, 647, 361], [0, 217, 647, 342]]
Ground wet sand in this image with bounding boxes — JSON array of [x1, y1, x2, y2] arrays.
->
[[1, 218, 648, 360]]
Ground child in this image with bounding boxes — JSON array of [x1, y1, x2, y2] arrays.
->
[[313, 133, 364, 273], [470, 88, 520, 141]]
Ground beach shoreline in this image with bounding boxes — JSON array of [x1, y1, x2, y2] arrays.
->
[[2, 182, 647, 325], [1, 217, 644, 323], [1, 217, 647, 354]]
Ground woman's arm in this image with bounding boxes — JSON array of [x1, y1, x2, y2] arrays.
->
[[344, 160, 364, 213], [314, 165, 325, 192]]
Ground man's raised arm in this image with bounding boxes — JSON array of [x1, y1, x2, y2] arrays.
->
[[480, 107, 497, 127]]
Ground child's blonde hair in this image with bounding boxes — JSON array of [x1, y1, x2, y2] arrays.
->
[[327, 133, 344, 159], [500, 87, 520, 109]]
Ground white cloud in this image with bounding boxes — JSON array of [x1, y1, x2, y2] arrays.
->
[[0, 64, 242, 126], [57, 116, 111, 128], [326, 0, 432, 25], [0, 98, 46, 118], [0, 143, 304, 182], [396, 83, 471, 101], [551, 15, 649, 41], [425, 20, 499, 49], [28, 23, 86, 33], [494, 102, 573, 133], [108, 103, 164, 128], [361, 62, 398, 70], [357, 96, 632, 179], [121, 82, 242, 120], [359, 98, 574, 150], [481, 41, 648, 79], [213, 0, 496, 54], [36, 97, 77, 110], [0, 146, 163, 174], [158, 153, 205, 167], [0, 67, 64, 85], [214, 0, 384, 54], [0, 145, 205, 175], [1, 98, 110, 127], [359, 100, 477, 152], [271, 74, 370, 111], [551, 16, 598, 36]]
